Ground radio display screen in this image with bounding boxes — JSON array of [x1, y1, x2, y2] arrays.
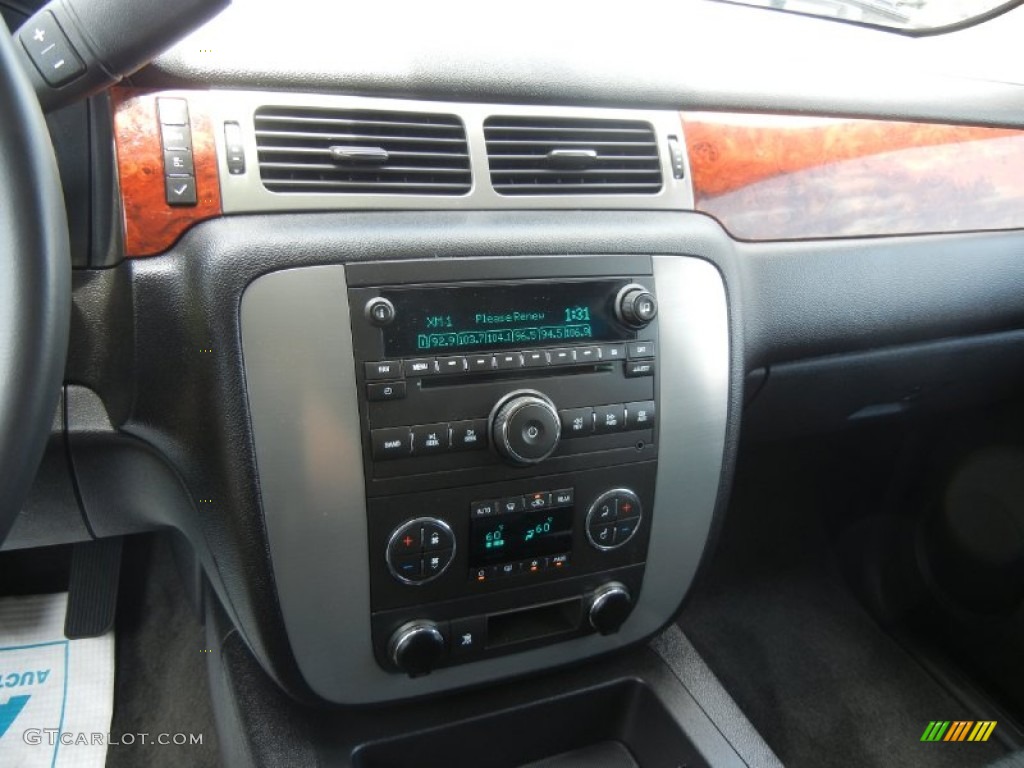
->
[[469, 507, 574, 566], [380, 281, 635, 357]]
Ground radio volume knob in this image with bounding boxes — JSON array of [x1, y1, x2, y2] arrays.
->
[[615, 283, 658, 329], [490, 390, 561, 466]]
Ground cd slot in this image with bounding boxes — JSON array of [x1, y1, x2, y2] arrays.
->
[[419, 364, 612, 388]]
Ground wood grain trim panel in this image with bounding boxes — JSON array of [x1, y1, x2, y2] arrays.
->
[[112, 88, 222, 257], [681, 111, 1024, 241]]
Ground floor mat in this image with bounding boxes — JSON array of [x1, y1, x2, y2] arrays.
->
[[104, 535, 220, 768], [679, 447, 1010, 768], [0, 592, 114, 767]]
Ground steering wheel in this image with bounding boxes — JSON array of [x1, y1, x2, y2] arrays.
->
[[0, 20, 71, 544]]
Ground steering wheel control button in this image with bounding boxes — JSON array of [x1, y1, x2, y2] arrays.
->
[[627, 341, 655, 359], [594, 404, 625, 434], [625, 360, 655, 378], [366, 381, 406, 402], [587, 489, 643, 551], [165, 176, 197, 206], [625, 401, 656, 430], [451, 419, 487, 451], [491, 391, 561, 466], [616, 284, 658, 329], [365, 360, 403, 381], [387, 518, 455, 584], [412, 423, 450, 454], [20, 12, 86, 87], [364, 297, 396, 327], [405, 358, 438, 376], [371, 427, 412, 460], [560, 407, 595, 438]]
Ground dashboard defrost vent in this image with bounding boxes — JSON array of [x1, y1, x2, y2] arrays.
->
[[254, 106, 471, 195], [484, 116, 662, 195]]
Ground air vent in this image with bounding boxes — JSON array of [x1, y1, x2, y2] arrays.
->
[[254, 106, 471, 195], [484, 116, 662, 195]]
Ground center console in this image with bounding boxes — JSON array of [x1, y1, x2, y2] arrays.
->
[[347, 263, 660, 674], [240, 253, 729, 703]]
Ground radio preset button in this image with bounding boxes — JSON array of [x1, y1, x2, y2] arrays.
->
[[523, 350, 549, 367], [494, 352, 524, 370], [366, 360, 403, 380], [405, 358, 438, 376], [467, 354, 495, 372], [601, 344, 627, 361], [549, 348, 577, 366], [371, 427, 412, 459], [366, 381, 406, 402], [437, 356, 468, 374], [576, 346, 601, 364], [560, 407, 595, 438], [627, 341, 655, 359], [625, 400, 656, 430], [412, 423, 450, 454], [451, 419, 488, 451], [625, 360, 655, 378], [594, 404, 625, 433], [499, 496, 525, 514]]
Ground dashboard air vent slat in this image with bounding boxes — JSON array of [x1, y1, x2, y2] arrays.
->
[[255, 106, 471, 195], [484, 116, 662, 196]]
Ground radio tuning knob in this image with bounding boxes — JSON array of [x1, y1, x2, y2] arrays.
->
[[615, 283, 658, 329], [587, 582, 633, 635], [389, 620, 446, 677], [490, 390, 562, 467]]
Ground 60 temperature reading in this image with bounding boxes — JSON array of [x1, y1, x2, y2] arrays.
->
[[523, 517, 554, 542]]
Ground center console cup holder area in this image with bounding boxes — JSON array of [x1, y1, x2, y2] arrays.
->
[[353, 680, 709, 768]]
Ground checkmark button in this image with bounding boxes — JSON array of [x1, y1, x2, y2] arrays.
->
[[165, 176, 197, 206]]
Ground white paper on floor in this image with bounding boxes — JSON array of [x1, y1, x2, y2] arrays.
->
[[0, 592, 114, 767]]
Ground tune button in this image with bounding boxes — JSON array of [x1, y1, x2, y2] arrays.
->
[[587, 489, 642, 551]]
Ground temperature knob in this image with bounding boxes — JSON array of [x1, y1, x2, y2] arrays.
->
[[490, 390, 561, 466], [587, 582, 633, 635], [389, 620, 446, 676], [615, 283, 658, 329]]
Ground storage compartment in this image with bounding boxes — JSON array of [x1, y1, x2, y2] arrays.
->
[[352, 679, 708, 768]]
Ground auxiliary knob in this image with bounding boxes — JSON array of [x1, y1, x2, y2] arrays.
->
[[389, 620, 445, 677], [490, 390, 561, 466], [587, 582, 633, 635], [615, 283, 658, 329]]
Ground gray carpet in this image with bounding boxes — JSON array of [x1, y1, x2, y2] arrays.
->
[[679, 447, 1010, 768], [106, 534, 221, 768]]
